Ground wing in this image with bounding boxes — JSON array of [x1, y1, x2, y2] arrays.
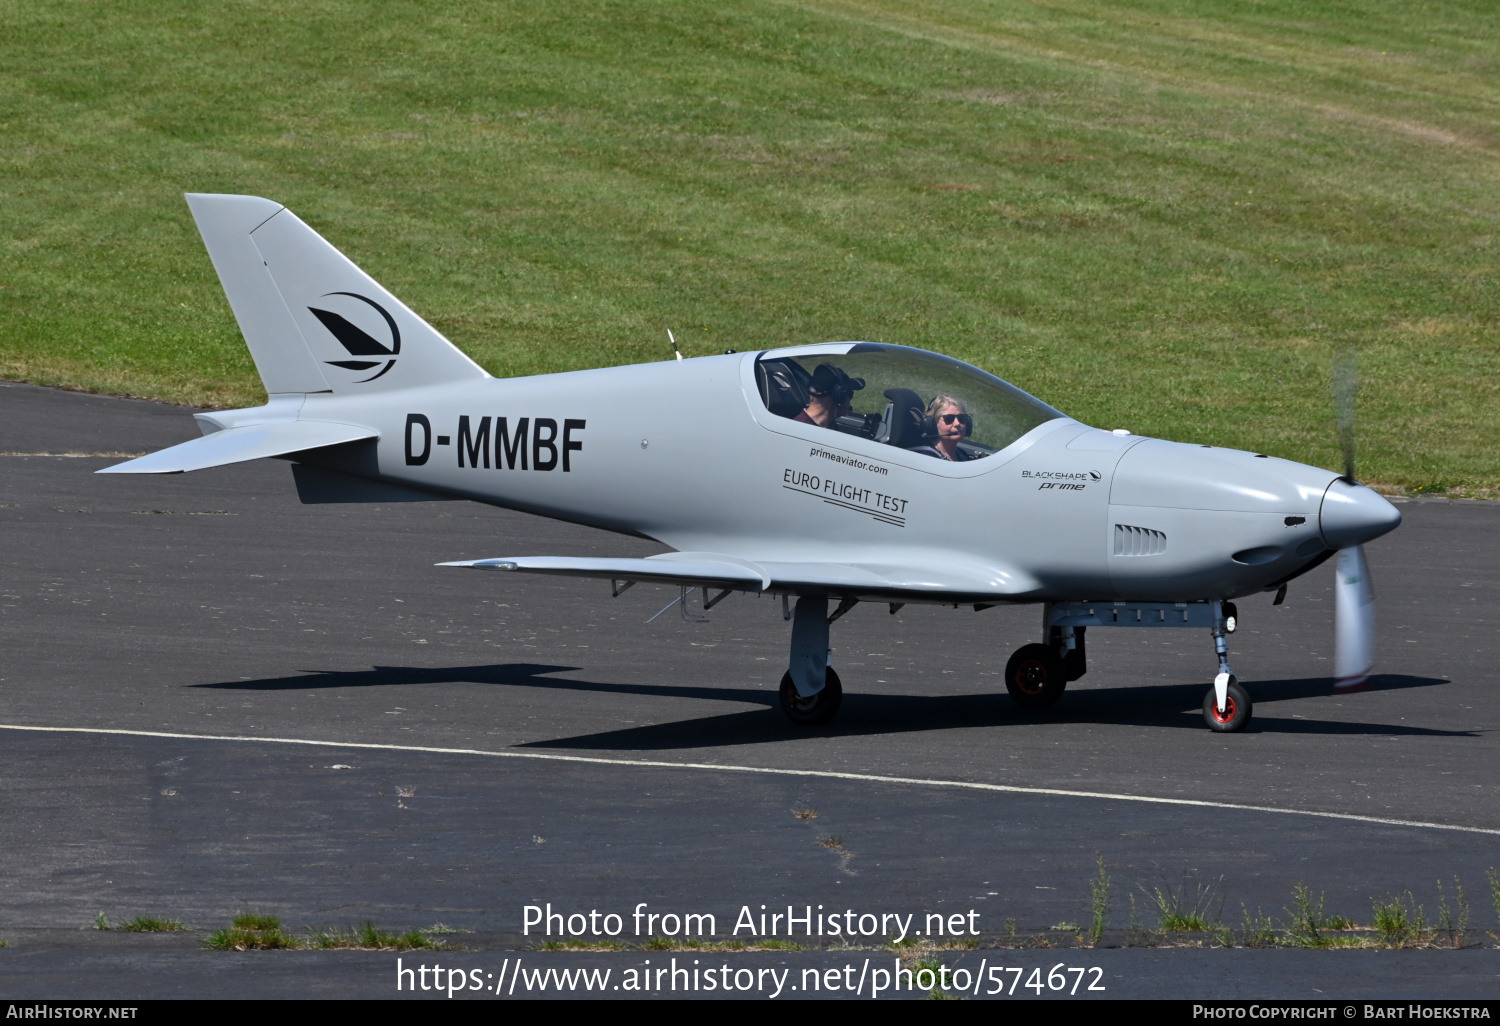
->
[[440, 551, 1041, 602], [438, 553, 770, 590]]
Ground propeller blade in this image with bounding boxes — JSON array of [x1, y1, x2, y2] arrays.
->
[[1333, 544, 1376, 692], [1333, 353, 1357, 482]]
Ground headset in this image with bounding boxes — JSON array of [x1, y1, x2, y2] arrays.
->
[[922, 408, 973, 439]]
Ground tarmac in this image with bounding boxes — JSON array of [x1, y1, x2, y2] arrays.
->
[[1, 379, 1497, 999]]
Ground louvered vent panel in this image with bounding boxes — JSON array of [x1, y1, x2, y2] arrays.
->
[[1114, 524, 1167, 556]]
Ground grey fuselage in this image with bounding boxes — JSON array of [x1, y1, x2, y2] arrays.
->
[[208, 344, 1390, 607]]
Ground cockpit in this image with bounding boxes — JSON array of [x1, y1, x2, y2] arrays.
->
[[756, 343, 1063, 460]]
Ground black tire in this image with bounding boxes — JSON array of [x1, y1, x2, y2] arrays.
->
[[779, 667, 843, 726], [1202, 678, 1252, 732], [1004, 644, 1067, 709]]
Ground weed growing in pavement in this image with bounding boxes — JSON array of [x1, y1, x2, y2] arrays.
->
[[309, 922, 439, 951], [792, 808, 817, 820], [1238, 906, 1278, 948], [1125, 895, 1149, 947], [93, 913, 107, 931], [204, 915, 299, 951], [1488, 868, 1500, 943], [203, 915, 437, 951], [889, 937, 974, 968], [756, 939, 804, 951], [1144, 870, 1225, 932], [913, 958, 949, 1000], [1413, 898, 1430, 944], [117, 917, 186, 933], [1284, 884, 1347, 948], [1372, 893, 1419, 947], [231, 913, 282, 932], [0, 940, 9, 948], [536, 939, 626, 952], [1436, 877, 1470, 948], [1086, 852, 1111, 948]]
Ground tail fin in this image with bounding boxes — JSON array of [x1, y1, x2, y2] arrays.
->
[[185, 194, 489, 395]]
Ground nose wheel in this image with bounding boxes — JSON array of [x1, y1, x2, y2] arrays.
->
[[779, 668, 843, 725], [1004, 643, 1068, 708], [1203, 676, 1252, 732]]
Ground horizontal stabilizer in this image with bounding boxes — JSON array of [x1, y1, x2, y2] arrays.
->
[[97, 421, 378, 475], [439, 554, 771, 591]]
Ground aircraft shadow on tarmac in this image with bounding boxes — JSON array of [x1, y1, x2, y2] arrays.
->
[[196, 665, 1469, 749], [192, 662, 777, 706], [515, 673, 1472, 751]]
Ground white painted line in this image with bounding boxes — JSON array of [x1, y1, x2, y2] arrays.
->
[[5, 722, 1498, 837]]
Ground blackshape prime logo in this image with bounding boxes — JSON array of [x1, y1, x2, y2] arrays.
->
[[1020, 469, 1103, 482], [308, 292, 401, 382]]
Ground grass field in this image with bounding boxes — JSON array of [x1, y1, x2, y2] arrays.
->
[[2, 0, 1497, 490]]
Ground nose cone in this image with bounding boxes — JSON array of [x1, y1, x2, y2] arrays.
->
[[1320, 479, 1401, 549]]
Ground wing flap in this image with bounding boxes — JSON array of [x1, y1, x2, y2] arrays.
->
[[97, 421, 378, 474]]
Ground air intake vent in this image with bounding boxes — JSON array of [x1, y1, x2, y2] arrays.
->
[[1114, 524, 1167, 557]]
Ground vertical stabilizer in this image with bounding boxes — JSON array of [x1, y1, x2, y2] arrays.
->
[[186, 194, 328, 394], [186, 194, 490, 395]]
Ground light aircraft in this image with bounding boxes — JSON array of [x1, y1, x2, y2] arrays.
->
[[101, 194, 1402, 732]]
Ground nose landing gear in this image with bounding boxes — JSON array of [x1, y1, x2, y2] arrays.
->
[[1038, 600, 1254, 731], [1204, 608, 1252, 731]]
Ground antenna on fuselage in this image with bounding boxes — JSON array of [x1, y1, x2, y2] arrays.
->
[[668, 329, 683, 361]]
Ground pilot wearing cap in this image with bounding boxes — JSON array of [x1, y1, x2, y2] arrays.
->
[[794, 363, 866, 428]]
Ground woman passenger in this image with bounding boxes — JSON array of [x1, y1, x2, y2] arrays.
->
[[909, 395, 975, 462]]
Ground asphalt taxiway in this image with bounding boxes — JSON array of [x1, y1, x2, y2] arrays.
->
[[1, 380, 1497, 999]]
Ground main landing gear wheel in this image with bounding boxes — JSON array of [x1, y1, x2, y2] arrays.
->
[[1203, 678, 1252, 732], [1004, 644, 1067, 709], [779, 667, 843, 726]]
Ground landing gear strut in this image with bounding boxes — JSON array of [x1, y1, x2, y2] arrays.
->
[[778, 595, 846, 726]]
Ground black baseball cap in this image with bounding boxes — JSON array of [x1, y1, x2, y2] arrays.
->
[[808, 363, 866, 401]]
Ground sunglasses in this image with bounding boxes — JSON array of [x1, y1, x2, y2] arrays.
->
[[938, 413, 972, 426]]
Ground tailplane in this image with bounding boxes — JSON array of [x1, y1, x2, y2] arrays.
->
[[185, 193, 489, 395]]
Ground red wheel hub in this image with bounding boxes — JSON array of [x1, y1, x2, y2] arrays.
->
[[1013, 659, 1049, 696], [1210, 696, 1237, 723]]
